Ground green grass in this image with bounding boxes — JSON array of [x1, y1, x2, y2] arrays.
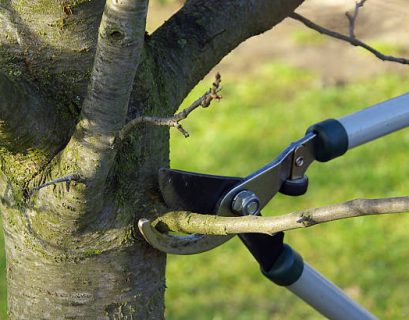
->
[[0, 63, 408, 319], [165, 63, 409, 319]]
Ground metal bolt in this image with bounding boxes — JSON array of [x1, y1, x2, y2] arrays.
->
[[295, 156, 304, 167], [231, 190, 260, 216]]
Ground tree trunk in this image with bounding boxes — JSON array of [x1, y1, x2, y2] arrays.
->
[[0, 1, 167, 317], [0, 0, 304, 318], [2, 192, 167, 318]]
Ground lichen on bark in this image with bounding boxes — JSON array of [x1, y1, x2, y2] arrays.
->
[[0, 1, 168, 318]]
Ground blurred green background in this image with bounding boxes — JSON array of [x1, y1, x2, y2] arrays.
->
[[164, 65, 409, 319], [1, 1, 409, 319]]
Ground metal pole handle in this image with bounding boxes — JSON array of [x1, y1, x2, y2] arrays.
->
[[262, 245, 377, 320], [307, 93, 409, 162], [338, 93, 409, 149], [288, 263, 377, 320]]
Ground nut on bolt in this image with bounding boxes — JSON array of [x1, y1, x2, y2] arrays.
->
[[232, 190, 260, 216]]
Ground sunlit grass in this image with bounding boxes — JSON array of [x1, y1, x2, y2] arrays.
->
[[166, 63, 409, 319]]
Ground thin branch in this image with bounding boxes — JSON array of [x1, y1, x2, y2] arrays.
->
[[345, 0, 367, 39], [290, 12, 409, 65], [118, 73, 222, 140], [30, 174, 84, 193], [151, 197, 409, 236]]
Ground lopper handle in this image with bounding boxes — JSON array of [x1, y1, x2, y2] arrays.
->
[[338, 93, 409, 149], [262, 244, 377, 320], [287, 262, 377, 320], [307, 93, 409, 162]]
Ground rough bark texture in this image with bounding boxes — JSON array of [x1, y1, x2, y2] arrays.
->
[[0, 0, 304, 318]]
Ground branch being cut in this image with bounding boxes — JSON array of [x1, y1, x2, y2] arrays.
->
[[119, 73, 222, 140], [152, 197, 409, 236], [290, 12, 409, 65]]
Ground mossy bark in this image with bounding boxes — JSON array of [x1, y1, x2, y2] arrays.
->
[[0, 0, 304, 318], [0, 1, 167, 318]]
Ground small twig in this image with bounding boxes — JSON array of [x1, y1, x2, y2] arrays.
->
[[151, 196, 409, 236], [290, 12, 409, 65], [345, 0, 367, 39], [118, 73, 222, 140], [31, 174, 84, 194]]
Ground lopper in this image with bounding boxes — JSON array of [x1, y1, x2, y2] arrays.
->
[[139, 93, 409, 320]]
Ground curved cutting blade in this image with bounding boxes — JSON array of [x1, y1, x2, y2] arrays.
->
[[159, 168, 242, 214]]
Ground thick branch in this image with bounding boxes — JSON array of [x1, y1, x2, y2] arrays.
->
[[59, 0, 149, 177], [33, 0, 149, 232], [0, 71, 66, 155], [75, 0, 149, 147], [146, 0, 305, 113], [152, 197, 409, 235], [290, 12, 409, 65]]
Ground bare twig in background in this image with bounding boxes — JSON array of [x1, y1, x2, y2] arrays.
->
[[151, 197, 409, 236], [345, 0, 367, 38], [289, 12, 409, 65], [118, 73, 222, 140]]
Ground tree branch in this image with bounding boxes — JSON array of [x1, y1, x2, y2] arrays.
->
[[119, 73, 221, 140], [146, 0, 305, 114], [151, 197, 409, 236], [290, 12, 409, 65], [59, 0, 149, 176], [35, 0, 150, 227], [74, 0, 149, 146]]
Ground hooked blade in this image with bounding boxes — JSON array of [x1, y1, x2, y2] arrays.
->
[[158, 168, 286, 269], [158, 168, 242, 214]]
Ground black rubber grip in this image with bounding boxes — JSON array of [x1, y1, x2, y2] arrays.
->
[[306, 119, 349, 162], [279, 176, 309, 196], [261, 244, 304, 286]]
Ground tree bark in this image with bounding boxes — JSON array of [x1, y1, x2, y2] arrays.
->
[[0, 0, 304, 318], [1, 1, 168, 318]]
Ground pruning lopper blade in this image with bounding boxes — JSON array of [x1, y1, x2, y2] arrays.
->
[[158, 168, 242, 214], [139, 116, 361, 256], [139, 132, 319, 256], [138, 169, 242, 255]]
